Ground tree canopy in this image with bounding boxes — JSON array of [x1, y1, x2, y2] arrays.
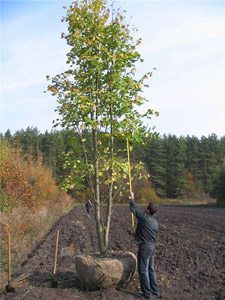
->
[[47, 0, 156, 254]]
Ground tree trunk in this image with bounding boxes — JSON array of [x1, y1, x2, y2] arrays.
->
[[105, 176, 113, 251], [93, 72, 105, 255], [93, 128, 105, 254], [104, 103, 113, 251]]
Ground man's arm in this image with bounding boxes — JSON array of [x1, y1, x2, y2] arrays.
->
[[129, 192, 144, 219]]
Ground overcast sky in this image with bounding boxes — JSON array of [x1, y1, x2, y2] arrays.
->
[[1, 0, 225, 138]]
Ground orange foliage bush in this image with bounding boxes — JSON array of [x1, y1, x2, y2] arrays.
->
[[0, 141, 76, 284], [0, 141, 59, 210], [136, 187, 160, 204]]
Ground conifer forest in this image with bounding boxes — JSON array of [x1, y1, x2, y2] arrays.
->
[[1, 127, 225, 204]]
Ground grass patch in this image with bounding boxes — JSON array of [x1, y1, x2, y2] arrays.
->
[[155, 197, 217, 206]]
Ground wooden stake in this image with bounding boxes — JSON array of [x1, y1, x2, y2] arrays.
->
[[53, 230, 59, 275], [127, 139, 135, 234], [6, 230, 15, 293], [8, 231, 11, 284]]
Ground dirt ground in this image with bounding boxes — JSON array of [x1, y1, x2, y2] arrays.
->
[[1, 204, 225, 300]]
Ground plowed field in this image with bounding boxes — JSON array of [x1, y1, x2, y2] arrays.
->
[[1, 205, 225, 300]]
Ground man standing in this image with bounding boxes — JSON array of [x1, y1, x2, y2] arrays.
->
[[129, 192, 162, 299], [85, 200, 92, 216]]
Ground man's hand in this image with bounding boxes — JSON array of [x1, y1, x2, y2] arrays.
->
[[129, 191, 134, 200]]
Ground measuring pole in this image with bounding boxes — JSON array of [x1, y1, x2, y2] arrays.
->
[[127, 139, 135, 234]]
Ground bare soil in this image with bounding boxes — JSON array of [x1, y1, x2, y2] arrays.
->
[[1, 204, 225, 300]]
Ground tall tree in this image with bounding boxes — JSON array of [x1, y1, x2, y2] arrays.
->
[[185, 135, 202, 191], [40, 130, 66, 180], [163, 135, 187, 198], [47, 0, 155, 254], [199, 134, 219, 193], [4, 129, 12, 141], [13, 127, 41, 158], [144, 137, 166, 198]]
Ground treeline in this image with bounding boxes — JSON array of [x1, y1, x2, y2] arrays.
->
[[1, 128, 82, 184], [1, 127, 225, 202], [135, 134, 225, 201]]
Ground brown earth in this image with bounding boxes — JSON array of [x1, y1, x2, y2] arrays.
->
[[1, 204, 225, 300]]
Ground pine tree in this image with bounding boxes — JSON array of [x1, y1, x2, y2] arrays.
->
[[144, 137, 166, 198], [185, 135, 202, 191], [163, 135, 186, 198]]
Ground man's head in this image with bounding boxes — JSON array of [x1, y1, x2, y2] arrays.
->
[[145, 202, 157, 215]]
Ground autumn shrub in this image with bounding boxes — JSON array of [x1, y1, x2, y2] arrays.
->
[[136, 187, 160, 204], [0, 140, 76, 286], [0, 141, 59, 211], [211, 160, 225, 204]]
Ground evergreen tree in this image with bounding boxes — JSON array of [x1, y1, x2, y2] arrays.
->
[[219, 136, 225, 159], [199, 134, 220, 193], [4, 129, 12, 141], [144, 137, 166, 197], [163, 135, 187, 198], [185, 135, 202, 191], [40, 130, 65, 180], [13, 127, 41, 158]]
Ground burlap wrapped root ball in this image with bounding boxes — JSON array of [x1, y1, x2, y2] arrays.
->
[[75, 251, 137, 291]]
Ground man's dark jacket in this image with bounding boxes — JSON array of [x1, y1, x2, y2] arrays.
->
[[130, 200, 158, 245], [85, 201, 91, 211]]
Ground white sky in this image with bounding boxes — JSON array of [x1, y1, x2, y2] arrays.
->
[[1, 0, 225, 138]]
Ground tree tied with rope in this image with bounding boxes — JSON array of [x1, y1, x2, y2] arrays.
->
[[47, 0, 157, 255]]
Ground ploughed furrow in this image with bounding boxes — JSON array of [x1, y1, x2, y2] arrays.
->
[[2, 205, 225, 300]]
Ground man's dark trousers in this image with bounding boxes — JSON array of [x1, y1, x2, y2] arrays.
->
[[137, 243, 159, 299]]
